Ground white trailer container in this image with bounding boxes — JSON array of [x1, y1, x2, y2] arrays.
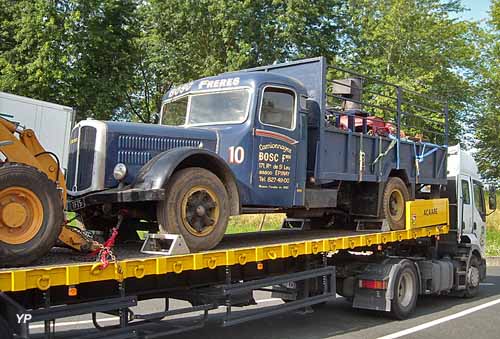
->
[[0, 91, 74, 169]]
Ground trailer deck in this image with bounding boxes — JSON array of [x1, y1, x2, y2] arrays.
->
[[0, 199, 449, 293], [0, 199, 455, 339]]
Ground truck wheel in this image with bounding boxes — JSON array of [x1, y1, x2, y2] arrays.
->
[[382, 177, 409, 230], [391, 261, 418, 319], [157, 167, 229, 251], [0, 163, 63, 267], [463, 255, 481, 298], [0, 315, 13, 339]]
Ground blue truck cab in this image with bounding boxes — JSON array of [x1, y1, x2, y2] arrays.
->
[[67, 57, 448, 250]]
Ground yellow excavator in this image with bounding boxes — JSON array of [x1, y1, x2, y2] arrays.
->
[[0, 116, 99, 266]]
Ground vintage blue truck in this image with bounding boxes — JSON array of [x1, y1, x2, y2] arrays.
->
[[66, 57, 448, 250]]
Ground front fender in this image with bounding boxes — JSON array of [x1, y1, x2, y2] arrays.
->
[[133, 147, 216, 190], [131, 147, 241, 214]]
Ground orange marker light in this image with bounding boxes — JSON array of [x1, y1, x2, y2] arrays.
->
[[257, 262, 264, 270], [68, 286, 78, 297]]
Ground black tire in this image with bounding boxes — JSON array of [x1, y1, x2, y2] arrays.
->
[[0, 163, 63, 267], [0, 315, 13, 339], [391, 261, 418, 320], [156, 167, 229, 251], [463, 255, 481, 298], [382, 177, 410, 230]]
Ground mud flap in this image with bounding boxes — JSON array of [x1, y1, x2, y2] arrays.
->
[[352, 259, 409, 312]]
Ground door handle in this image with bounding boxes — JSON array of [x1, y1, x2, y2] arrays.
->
[[473, 222, 477, 231]]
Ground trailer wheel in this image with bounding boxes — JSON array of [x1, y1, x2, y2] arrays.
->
[[0, 315, 13, 339], [0, 163, 63, 267], [464, 255, 481, 298], [391, 261, 418, 319], [157, 167, 229, 251], [382, 177, 409, 230]]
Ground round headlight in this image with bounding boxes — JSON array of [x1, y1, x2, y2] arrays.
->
[[113, 163, 127, 181]]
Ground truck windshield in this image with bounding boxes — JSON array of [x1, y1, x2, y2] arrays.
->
[[161, 89, 250, 126]]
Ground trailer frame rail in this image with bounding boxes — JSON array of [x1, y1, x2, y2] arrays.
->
[[1, 264, 335, 339]]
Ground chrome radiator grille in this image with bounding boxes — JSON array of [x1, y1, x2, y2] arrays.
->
[[66, 126, 97, 191]]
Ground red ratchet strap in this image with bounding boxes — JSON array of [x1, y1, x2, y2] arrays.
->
[[93, 213, 126, 270]]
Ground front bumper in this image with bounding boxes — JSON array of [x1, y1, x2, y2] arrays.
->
[[67, 188, 165, 211]]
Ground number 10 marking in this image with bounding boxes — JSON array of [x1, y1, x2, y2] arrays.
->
[[229, 146, 245, 164]]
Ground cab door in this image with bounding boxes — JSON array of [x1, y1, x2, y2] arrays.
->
[[472, 180, 487, 251], [251, 85, 304, 207], [459, 175, 473, 236]]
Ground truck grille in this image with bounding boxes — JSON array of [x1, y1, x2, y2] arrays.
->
[[66, 126, 97, 191], [118, 135, 200, 150], [116, 135, 200, 165]]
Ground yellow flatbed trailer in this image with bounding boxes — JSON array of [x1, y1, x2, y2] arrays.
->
[[0, 222, 449, 293], [1, 199, 483, 339]]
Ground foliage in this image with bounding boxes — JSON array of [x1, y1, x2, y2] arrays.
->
[[65, 0, 140, 120], [147, 0, 350, 81], [0, 0, 68, 103], [0, 0, 139, 121], [346, 0, 480, 144], [474, 0, 500, 182], [0, 0, 498, 171]]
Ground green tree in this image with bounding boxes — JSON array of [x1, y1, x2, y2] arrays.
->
[[65, 0, 140, 120], [346, 0, 481, 144], [0, 0, 140, 121], [475, 0, 500, 181], [0, 0, 69, 103]]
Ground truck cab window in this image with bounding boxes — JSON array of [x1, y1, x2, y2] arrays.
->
[[461, 180, 470, 204], [260, 87, 295, 130], [161, 89, 250, 126], [473, 181, 486, 216], [162, 96, 188, 125]]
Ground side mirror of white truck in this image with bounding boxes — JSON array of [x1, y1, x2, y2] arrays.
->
[[488, 185, 497, 212]]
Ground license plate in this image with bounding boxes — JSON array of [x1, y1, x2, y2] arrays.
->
[[69, 198, 85, 211]]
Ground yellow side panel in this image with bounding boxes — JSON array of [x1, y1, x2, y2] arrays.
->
[[406, 198, 449, 229]]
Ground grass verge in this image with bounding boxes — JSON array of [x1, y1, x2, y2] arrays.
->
[[226, 214, 284, 234], [486, 192, 500, 256], [487, 228, 500, 256]]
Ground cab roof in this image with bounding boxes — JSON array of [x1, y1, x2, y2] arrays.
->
[[163, 71, 308, 102]]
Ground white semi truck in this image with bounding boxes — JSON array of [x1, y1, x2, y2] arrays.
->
[[0, 91, 74, 169]]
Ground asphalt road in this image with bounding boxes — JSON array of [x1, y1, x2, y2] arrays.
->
[[30, 267, 500, 339]]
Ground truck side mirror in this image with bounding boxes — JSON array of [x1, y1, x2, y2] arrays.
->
[[489, 185, 497, 211]]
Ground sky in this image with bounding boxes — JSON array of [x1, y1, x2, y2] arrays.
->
[[460, 0, 492, 21]]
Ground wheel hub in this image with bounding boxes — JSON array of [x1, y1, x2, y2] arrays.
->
[[181, 186, 220, 237], [196, 205, 206, 217], [398, 271, 414, 307], [467, 265, 480, 288], [1, 201, 28, 228], [0, 187, 44, 244], [389, 189, 404, 220]]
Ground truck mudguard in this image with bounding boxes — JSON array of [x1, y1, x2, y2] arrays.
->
[[353, 259, 421, 312], [132, 147, 240, 215]]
